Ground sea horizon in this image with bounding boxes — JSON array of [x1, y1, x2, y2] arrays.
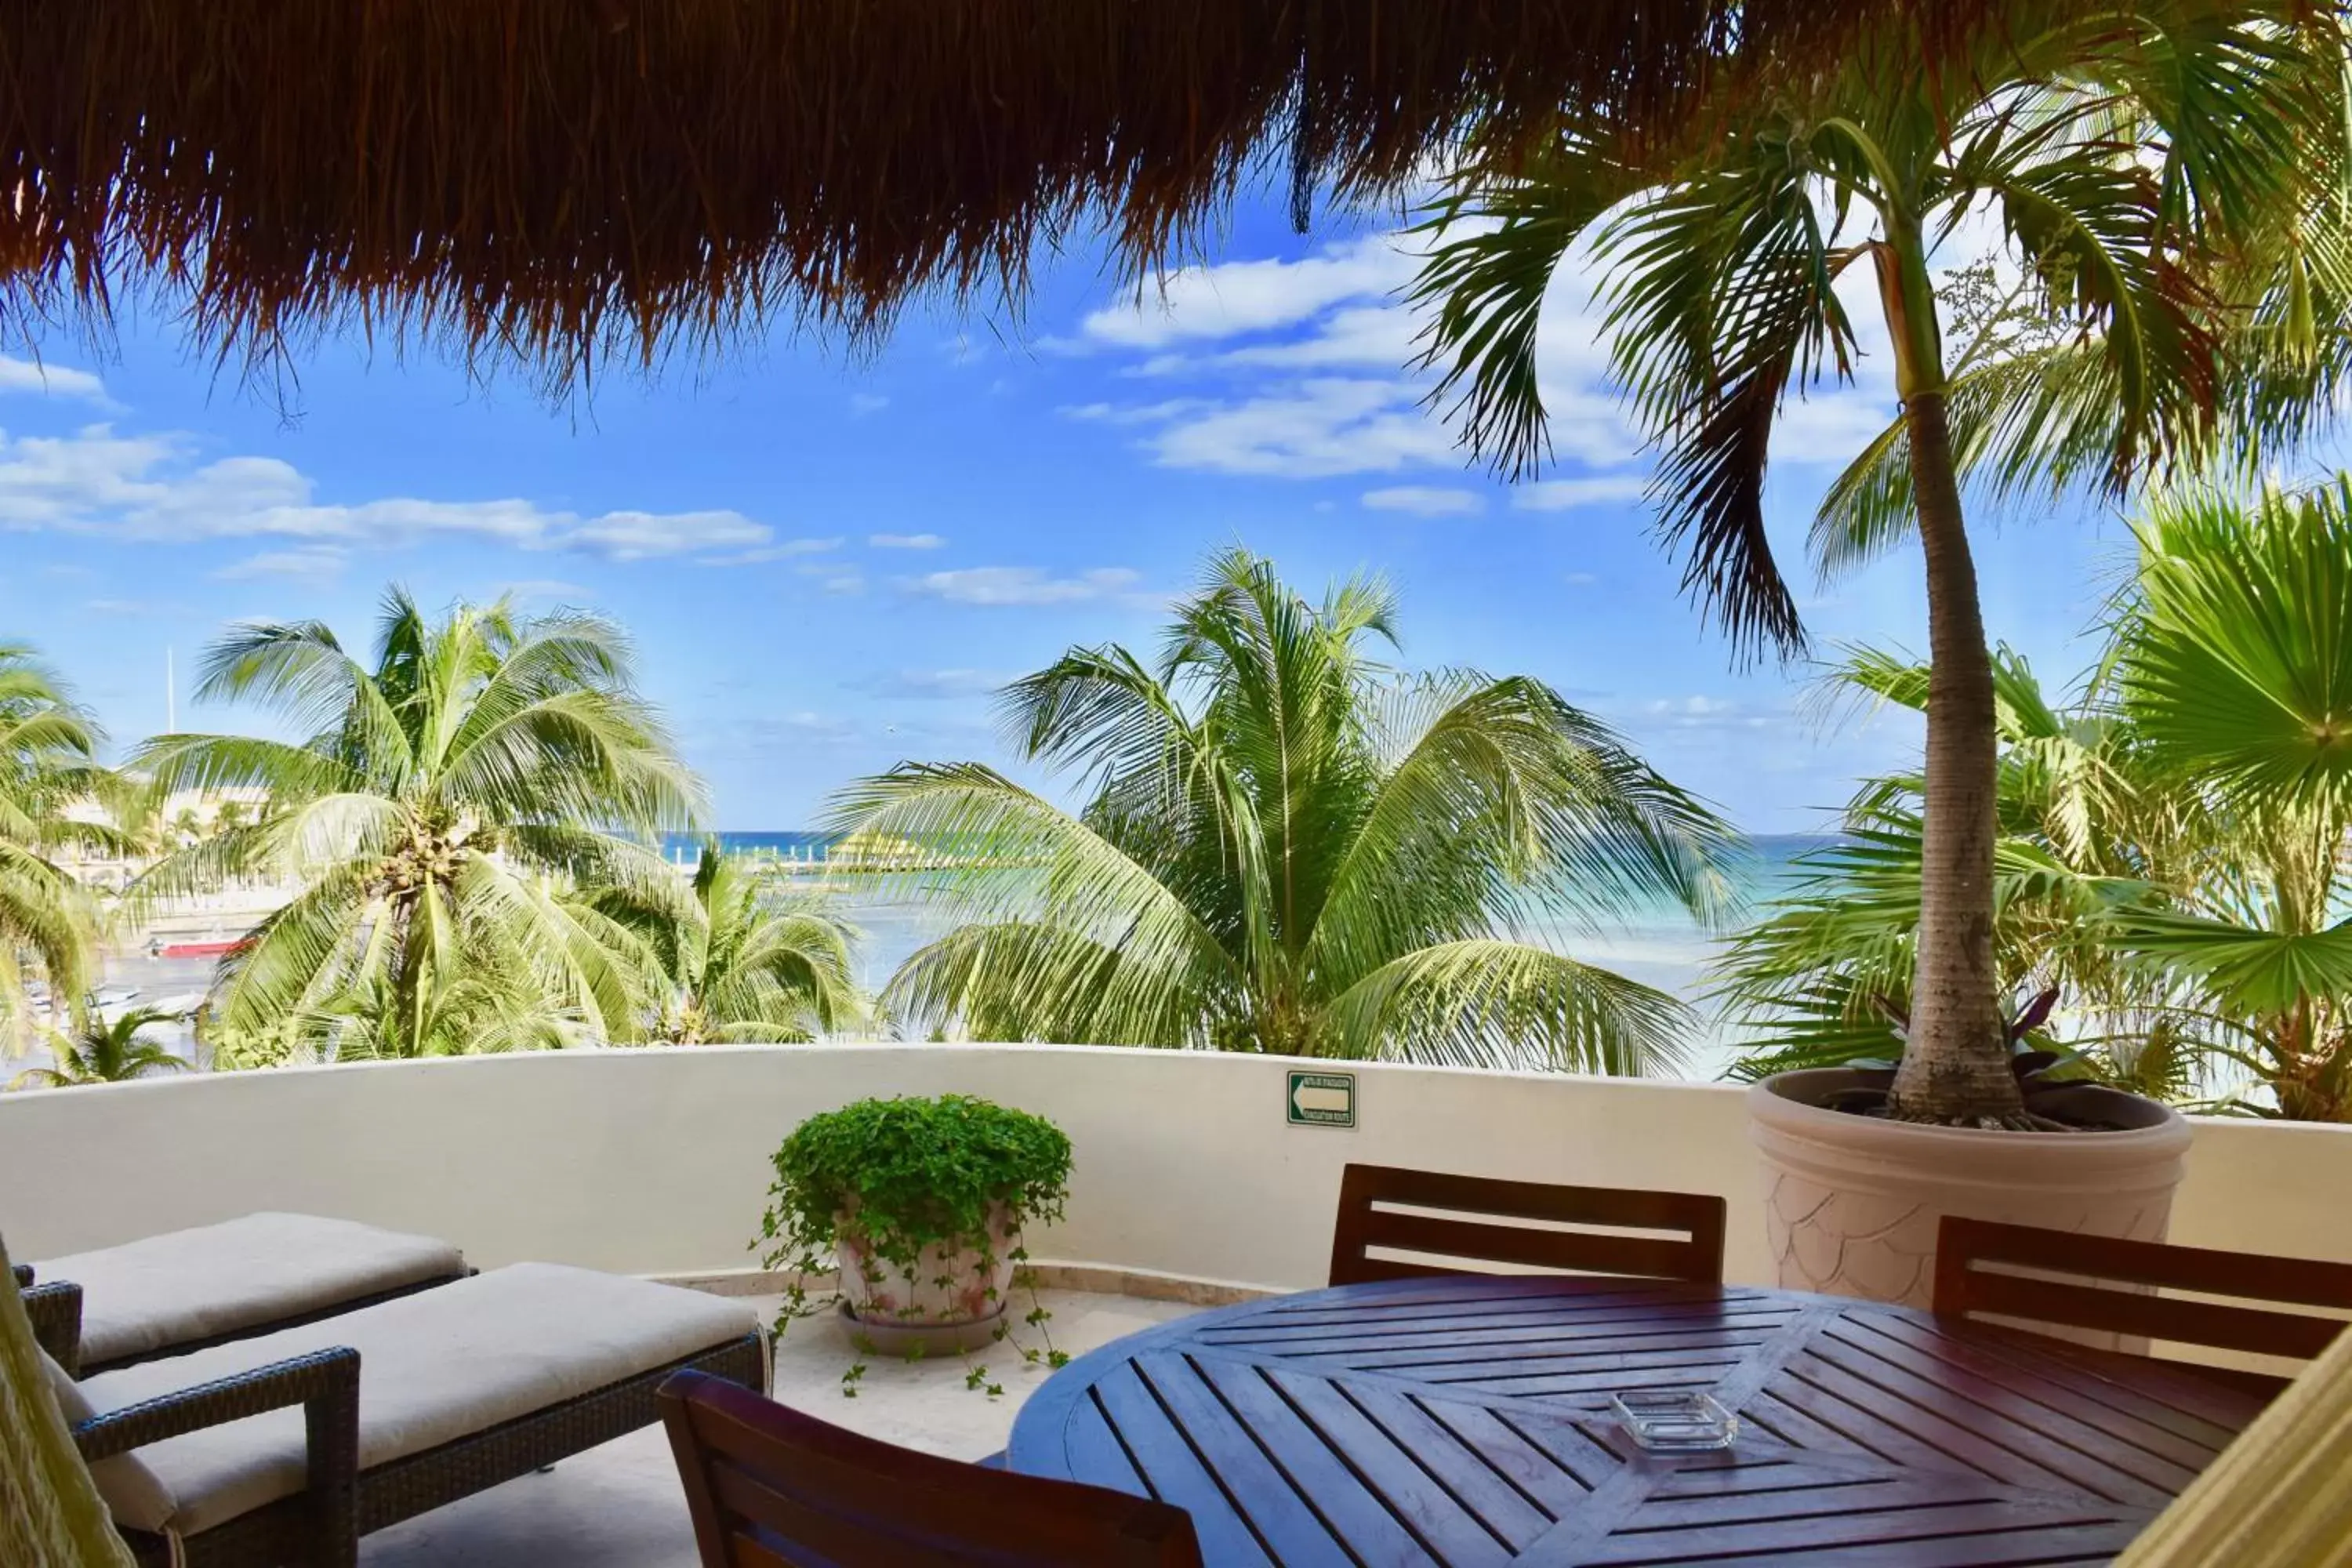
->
[[677, 829, 1838, 1080]]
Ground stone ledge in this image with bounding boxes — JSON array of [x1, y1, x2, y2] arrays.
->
[[655, 1261, 1276, 1307]]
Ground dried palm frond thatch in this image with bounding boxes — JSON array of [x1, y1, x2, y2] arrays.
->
[[0, 1, 1998, 383]]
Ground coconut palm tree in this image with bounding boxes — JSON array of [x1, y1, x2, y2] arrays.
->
[[1409, 5, 2347, 1123], [0, 645, 130, 1049], [1719, 481, 2352, 1121], [832, 550, 1736, 1073], [12, 1007, 192, 1088], [131, 590, 702, 1059], [591, 839, 860, 1043]]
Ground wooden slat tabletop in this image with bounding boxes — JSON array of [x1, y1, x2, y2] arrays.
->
[[1006, 1276, 2267, 1566]]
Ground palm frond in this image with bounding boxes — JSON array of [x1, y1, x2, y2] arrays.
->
[[1327, 939, 1693, 1076]]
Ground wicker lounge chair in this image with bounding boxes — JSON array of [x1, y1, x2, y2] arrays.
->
[[23, 1212, 471, 1374], [34, 1261, 766, 1567]]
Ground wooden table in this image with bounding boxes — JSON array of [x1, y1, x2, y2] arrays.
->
[[1007, 1276, 2265, 1566]]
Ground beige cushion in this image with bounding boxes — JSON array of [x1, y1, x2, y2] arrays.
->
[[34, 1212, 465, 1365], [38, 1348, 178, 1533], [76, 1262, 760, 1536]]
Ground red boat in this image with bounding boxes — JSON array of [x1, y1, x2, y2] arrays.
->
[[158, 939, 243, 959]]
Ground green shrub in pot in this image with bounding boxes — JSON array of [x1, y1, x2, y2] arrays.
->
[[754, 1094, 1073, 1393]]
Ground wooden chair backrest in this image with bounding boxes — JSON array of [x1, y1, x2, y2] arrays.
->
[[656, 1370, 1204, 1567], [1327, 1163, 1726, 1288], [1933, 1217, 2352, 1399]]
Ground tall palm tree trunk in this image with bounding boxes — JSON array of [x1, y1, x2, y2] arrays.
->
[[1889, 391, 2020, 1123], [1871, 231, 2020, 1126]]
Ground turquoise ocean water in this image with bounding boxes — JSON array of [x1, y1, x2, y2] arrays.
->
[[668, 832, 1830, 1078]]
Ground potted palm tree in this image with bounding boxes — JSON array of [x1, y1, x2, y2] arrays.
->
[[1408, 6, 2345, 1297]]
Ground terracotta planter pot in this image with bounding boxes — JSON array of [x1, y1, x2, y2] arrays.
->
[[833, 1201, 1016, 1351], [1748, 1068, 2192, 1308]]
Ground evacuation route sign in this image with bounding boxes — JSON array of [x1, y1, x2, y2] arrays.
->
[[1287, 1069, 1357, 1129]]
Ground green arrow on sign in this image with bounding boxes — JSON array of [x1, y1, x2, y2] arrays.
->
[[1287, 1069, 1356, 1128]]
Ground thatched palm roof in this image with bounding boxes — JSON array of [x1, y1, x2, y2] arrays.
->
[[0, 2, 1980, 379]]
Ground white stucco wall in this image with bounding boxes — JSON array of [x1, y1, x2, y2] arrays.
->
[[5, 1046, 2349, 1288]]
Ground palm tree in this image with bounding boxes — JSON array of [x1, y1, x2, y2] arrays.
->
[[12, 1007, 192, 1088], [1718, 481, 2352, 1121], [832, 550, 1736, 1073], [1713, 649, 2173, 1095], [1410, 6, 2347, 1123], [0, 645, 129, 1049], [593, 839, 860, 1043], [131, 589, 702, 1059]]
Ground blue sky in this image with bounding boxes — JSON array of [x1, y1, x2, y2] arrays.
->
[[0, 195, 2137, 833]]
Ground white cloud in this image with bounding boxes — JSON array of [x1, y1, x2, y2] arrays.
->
[[1629, 695, 1782, 734], [1134, 379, 1464, 478], [212, 545, 349, 583], [1563, 572, 1601, 588], [1058, 224, 1651, 485], [818, 572, 867, 596], [1074, 237, 1416, 350], [1773, 387, 1900, 456], [564, 510, 770, 561], [1512, 475, 1650, 511], [498, 579, 594, 603], [1061, 217, 1905, 501], [868, 532, 945, 550], [1060, 398, 1215, 426], [864, 669, 1009, 699], [1362, 486, 1484, 517], [848, 392, 891, 416], [0, 425, 782, 562], [0, 357, 113, 406], [700, 536, 842, 565], [906, 566, 1141, 607]]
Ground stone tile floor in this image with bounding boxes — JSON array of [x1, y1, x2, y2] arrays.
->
[[362, 1287, 1203, 1566]]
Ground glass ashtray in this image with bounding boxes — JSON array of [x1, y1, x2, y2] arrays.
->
[[1610, 1390, 1740, 1451]]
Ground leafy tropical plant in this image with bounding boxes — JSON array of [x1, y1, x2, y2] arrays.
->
[[0, 644, 130, 1051], [1720, 481, 2352, 1121], [590, 838, 860, 1044], [755, 1094, 1073, 1395], [12, 1007, 192, 1089], [194, 1007, 318, 1073], [833, 549, 1735, 1072], [1410, 5, 2350, 1123], [130, 589, 702, 1059], [2097, 482, 2352, 1120]]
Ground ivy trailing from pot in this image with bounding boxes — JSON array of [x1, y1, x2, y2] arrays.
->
[[753, 1093, 1074, 1396]]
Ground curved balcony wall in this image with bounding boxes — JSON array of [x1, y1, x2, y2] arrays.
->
[[5, 1046, 2351, 1290]]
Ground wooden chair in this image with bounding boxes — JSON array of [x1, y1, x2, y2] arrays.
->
[[1326, 1163, 1726, 1288], [1933, 1217, 2352, 1399], [656, 1369, 1204, 1566]]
